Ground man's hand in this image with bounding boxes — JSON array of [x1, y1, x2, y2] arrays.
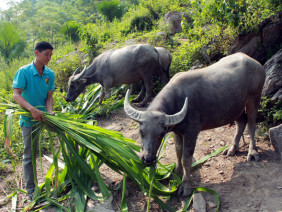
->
[[29, 107, 46, 122], [47, 111, 55, 115]]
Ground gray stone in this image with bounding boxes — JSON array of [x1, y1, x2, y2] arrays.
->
[[164, 12, 191, 34], [193, 192, 206, 212], [125, 39, 136, 45], [156, 31, 168, 41], [228, 12, 282, 65], [269, 124, 282, 160], [262, 49, 282, 101], [86, 194, 115, 212]]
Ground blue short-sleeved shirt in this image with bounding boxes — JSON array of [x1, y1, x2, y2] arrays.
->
[[12, 62, 55, 127]]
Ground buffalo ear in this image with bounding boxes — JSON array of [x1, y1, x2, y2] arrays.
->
[[79, 78, 87, 84]]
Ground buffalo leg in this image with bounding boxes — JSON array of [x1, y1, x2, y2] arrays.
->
[[104, 88, 111, 99], [160, 71, 169, 85], [178, 128, 199, 196], [133, 81, 145, 103], [138, 78, 153, 107], [246, 99, 260, 161], [174, 132, 184, 177], [99, 86, 105, 104], [224, 112, 247, 156]]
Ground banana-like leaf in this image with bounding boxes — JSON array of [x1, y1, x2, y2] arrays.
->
[[120, 174, 128, 212]]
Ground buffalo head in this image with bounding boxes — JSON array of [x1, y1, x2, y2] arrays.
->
[[124, 90, 188, 165], [65, 66, 88, 102]]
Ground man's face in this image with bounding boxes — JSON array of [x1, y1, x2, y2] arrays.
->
[[35, 49, 53, 66]]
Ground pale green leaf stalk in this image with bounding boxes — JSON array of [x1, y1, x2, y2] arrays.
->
[[121, 174, 128, 212]]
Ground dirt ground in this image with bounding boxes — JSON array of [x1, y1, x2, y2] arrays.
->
[[0, 107, 282, 211]]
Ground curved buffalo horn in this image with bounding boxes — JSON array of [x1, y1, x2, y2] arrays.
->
[[80, 65, 87, 76], [164, 97, 189, 126], [124, 89, 145, 123], [72, 66, 82, 76], [73, 65, 87, 81]]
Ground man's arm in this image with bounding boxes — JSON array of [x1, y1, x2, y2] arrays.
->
[[13, 88, 46, 122], [46, 90, 54, 114]]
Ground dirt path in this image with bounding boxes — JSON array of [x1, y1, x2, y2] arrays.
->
[[0, 108, 281, 211]]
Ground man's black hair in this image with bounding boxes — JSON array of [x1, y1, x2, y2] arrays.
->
[[34, 41, 53, 52]]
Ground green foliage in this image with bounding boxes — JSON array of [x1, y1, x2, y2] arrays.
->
[[120, 7, 155, 35], [79, 23, 104, 60], [0, 22, 26, 64], [52, 52, 82, 92], [59, 21, 81, 43], [0, 56, 33, 92], [140, 0, 189, 15], [258, 97, 282, 129], [190, 0, 278, 34], [130, 10, 154, 32], [97, 0, 125, 22]]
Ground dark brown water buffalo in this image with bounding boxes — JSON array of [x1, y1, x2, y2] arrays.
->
[[66, 44, 168, 106], [124, 53, 266, 196]]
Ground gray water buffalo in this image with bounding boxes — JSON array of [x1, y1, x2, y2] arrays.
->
[[155, 47, 172, 79], [124, 53, 266, 196], [132, 47, 172, 102], [66, 44, 168, 106]]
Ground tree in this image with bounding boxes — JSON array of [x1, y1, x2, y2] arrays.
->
[[97, 0, 124, 22], [60, 21, 81, 43], [0, 22, 26, 64]]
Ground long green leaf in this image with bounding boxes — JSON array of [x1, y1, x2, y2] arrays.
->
[[120, 174, 128, 212]]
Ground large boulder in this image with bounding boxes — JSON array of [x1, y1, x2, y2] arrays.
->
[[164, 12, 191, 34], [269, 124, 282, 161], [228, 12, 282, 64], [262, 49, 282, 101]]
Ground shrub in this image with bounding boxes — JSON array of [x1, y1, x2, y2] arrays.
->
[[60, 21, 81, 43], [52, 53, 81, 92], [0, 22, 26, 64], [119, 7, 155, 35], [258, 97, 282, 129], [79, 23, 104, 61], [97, 0, 125, 22]]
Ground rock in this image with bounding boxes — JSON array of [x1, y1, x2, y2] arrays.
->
[[207, 201, 217, 209], [228, 12, 282, 64], [106, 41, 117, 48], [86, 194, 115, 212], [269, 124, 282, 160], [262, 49, 282, 102], [193, 192, 206, 212], [125, 39, 136, 45], [156, 31, 169, 41], [190, 60, 205, 70], [164, 12, 191, 34]]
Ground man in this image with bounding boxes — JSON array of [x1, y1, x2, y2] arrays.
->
[[12, 41, 55, 200]]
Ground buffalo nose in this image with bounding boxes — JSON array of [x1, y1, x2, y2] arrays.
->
[[65, 97, 70, 102], [142, 155, 157, 166]]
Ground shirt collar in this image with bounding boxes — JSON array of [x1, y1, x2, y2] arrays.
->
[[31, 61, 50, 76]]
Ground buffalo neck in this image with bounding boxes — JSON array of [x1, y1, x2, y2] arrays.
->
[[147, 86, 182, 116]]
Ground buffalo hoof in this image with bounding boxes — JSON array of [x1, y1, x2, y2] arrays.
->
[[223, 145, 238, 156], [177, 182, 192, 197], [247, 149, 259, 161]]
